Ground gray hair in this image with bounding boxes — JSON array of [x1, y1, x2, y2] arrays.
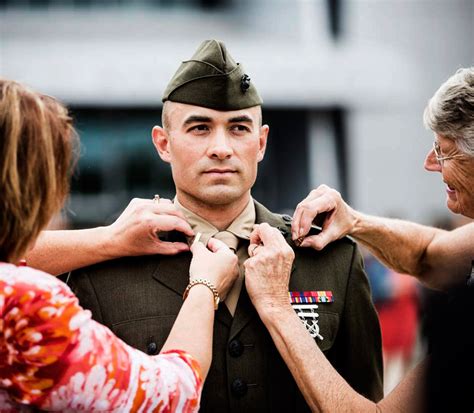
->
[[423, 67, 474, 156]]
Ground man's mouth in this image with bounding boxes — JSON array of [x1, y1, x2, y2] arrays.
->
[[203, 168, 237, 175]]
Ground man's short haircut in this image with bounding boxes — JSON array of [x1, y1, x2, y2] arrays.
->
[[423, 67, 474, 156]]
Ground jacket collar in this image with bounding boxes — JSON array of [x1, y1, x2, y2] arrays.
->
[[151, 199, 296, 331]]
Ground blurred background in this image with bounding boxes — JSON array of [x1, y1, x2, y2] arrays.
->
[[1, 0, 473, 394]]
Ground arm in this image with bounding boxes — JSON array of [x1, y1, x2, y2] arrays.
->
[[1, 266, 203, 412], [26, 198, 194, 275], [292, 185, 473, 289], [244, 223, 425, 413], [259, 304, 426, 413], [330, 245, 383, 401], [161, 238, 239, 376], [2, 239, 237, 412], [348, 213, 473, 289]]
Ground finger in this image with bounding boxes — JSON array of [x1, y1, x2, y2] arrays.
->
[[296, 195, 337, 239], [130, 197, 169, 207], [299, 230, 335, 250], [292, 205, 304, 240], [147, 197, 173, 205], [190, 239, 206, 255], [154, 241, 190, 255], [150, 203, 190, 221], [292, 188, 323, 238], [256, 223, 286, 248], [297, 203, 321, 239], [292, 185, 335, 238], [249, 225, 263, 245], [151, 215, 194, 237], [248, 243, 260, 257], [131, 200, 192, 231], [207, 237, 232, 254]]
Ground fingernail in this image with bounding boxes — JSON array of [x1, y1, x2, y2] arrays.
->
[[298, 226, 304, 238]]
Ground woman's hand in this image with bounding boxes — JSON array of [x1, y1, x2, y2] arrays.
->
[[104, 197, 194, 257], [292, 184, 358, 250], [244, 223, 295, 313], [189, 239, 239, 300]]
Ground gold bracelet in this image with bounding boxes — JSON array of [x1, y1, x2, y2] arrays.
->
[[183, 278, 220, 310]]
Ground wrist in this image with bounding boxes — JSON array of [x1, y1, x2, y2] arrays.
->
[[349, 208, 365, 237], [95, 225, 118, 260], [184, 278, 220, 310], [186, 284, 215, 301], [252, 293, 293, 317], [256, 301, 295, 325]]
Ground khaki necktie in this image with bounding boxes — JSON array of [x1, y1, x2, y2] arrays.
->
[[213, 230, 243, 315], [174, 198, 255, 316], [213, 230, 239, 253]]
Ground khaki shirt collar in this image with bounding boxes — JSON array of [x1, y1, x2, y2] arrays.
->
[[174, 197, 255, 245]]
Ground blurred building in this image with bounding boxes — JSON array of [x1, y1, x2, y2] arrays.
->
[[1, 0, 472, 227]]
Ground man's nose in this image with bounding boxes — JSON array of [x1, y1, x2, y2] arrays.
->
[[424, 148, 442, 172], [208, 130, 233, 159]]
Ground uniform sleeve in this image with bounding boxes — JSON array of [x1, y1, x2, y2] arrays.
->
[[0, 268, 202, 412], [328, 245, 384, 402]]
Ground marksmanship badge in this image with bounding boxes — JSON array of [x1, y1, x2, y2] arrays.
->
[[292, 304, 323, 340], [289, 291, 334, 341]]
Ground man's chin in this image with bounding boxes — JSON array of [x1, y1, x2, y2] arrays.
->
[[197, 187, 245, 206]]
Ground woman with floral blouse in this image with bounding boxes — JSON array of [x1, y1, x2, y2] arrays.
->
[[0, 78, 238, 412]]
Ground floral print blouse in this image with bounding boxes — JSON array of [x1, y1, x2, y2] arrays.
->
[[0, 263, 202, 412]]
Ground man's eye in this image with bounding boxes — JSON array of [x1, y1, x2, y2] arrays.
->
[[189, 125, 209, 132], [231, 125, 250, 133]]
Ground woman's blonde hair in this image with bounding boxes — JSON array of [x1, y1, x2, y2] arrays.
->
[[0, 79, 78, 262]]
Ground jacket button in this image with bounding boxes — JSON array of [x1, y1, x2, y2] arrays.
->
[[228, 339, 244, 357], [282, 214, 292, 223], [147, 341, 158, 355], [231, 378, 248, 398]]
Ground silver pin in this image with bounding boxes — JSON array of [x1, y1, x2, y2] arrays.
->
[[191, 232, 202, 247]]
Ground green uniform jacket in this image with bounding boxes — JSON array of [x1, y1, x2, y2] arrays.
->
[[68, 200, 383, 412]]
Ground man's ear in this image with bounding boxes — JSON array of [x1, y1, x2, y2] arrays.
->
[[257, 124, 269, 163], [152, 126, 171, 163]]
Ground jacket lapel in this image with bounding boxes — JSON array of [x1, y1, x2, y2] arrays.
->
[[254, 200, 297, 272], [229, 285, 256, 341], [151, 231, 232, 327], [152, 252, 192, 297]]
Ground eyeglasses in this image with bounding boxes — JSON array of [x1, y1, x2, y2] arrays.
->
[[432, 141, 463, 166]]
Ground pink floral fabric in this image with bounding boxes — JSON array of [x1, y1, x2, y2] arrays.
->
[[0, 263, 202, 412]]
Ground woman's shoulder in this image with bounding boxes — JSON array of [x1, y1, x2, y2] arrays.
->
[[0, 262, 74, 299]]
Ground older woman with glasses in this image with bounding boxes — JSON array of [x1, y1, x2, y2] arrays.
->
[[0, 78, 238, 412], [241, 67, 474, 412]]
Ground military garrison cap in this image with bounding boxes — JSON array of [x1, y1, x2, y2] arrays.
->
[[162, 39, 263, 110]]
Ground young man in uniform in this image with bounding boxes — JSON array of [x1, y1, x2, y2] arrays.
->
[[68, 39, 383, 411]]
